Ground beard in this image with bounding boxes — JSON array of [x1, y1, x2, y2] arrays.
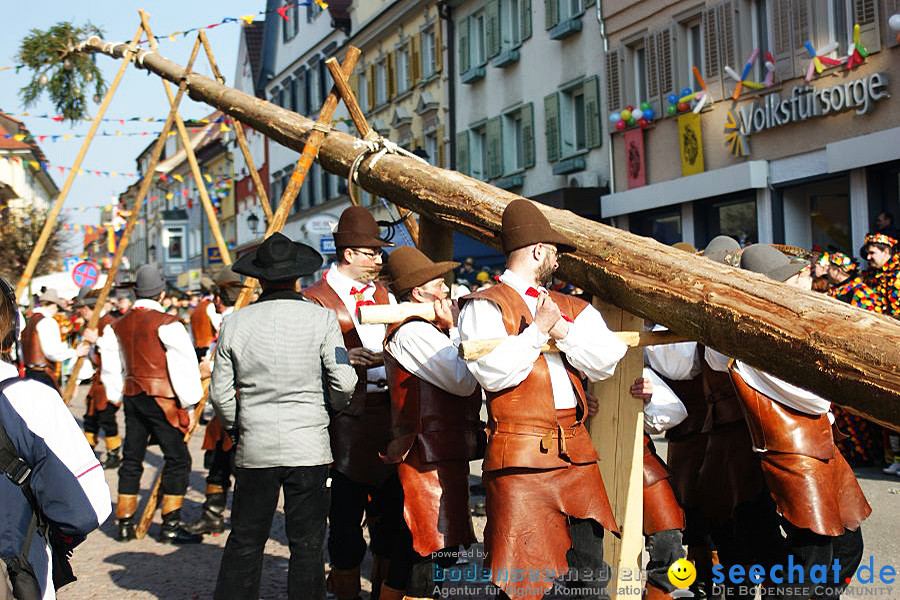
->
[[536, 254, 557, 286]]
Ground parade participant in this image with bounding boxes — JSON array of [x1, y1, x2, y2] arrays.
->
[[457, 199, 628, 599], [731, 244, 870, 600], [20, 289, 88, 391], [860, 233, 899, 317], [75, 287, 123, 469], [813, 252, 831, 292], [101, 265, 204, 544], [380, 247, 483, 600], [827, 252, 883, 311], [302, 206, 401, 600], [185, 270, 245, 536], [190, 279, 219, 360], [110, 273, 135, 319], [210, 232, 357, 600]]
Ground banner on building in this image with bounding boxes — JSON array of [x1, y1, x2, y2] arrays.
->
[[624, 128, 646, 189], [677, 112, 705, 176]]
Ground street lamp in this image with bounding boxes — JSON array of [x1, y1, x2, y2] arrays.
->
[[247, 212, 260, 235]]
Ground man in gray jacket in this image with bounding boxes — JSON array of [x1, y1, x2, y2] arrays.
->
[[210, 233, 357, 600]]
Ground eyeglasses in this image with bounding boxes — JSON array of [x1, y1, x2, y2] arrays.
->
[[350, 248, 382, 260]]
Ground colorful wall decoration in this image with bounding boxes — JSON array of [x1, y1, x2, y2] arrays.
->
[[677, 112, 704, 176], [624, 128, 646, 189]]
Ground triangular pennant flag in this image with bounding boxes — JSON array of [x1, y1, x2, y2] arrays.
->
[[240, 15, 255, 25], [277, 5, 290, 21]]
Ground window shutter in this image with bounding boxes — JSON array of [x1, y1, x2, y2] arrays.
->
[[297, 70, 308, 115], [584, 76, 602, 149], [387, 52, 396, 99], [459, 18, 470, 73], [521, 0, 533, 41], [456, 131, 470, 174], [410, 38, 421, 84], [771, 0, 795, 81], [854, 0, 882, 53], [657, 28, 675, 102], [434, 21, 444, 71], [545, 0, 559, 30], [605, 47, 623, 112], [366, 65, 375, 111], [718, 1, 740, 98], [522, 102, 535, 168], [791, 0, 813, 78], [702, 6, 722, 95], [544, 92, 560, 162], [486, 117, 503, 178], [645, 32, 661, 114], [436, 125, 445, 167], [884, 0, 900, 48], [486, 0, 501, 58]]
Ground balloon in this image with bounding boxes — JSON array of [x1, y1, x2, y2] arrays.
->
[[680, 87, 693, 98], [640, 101, 652, 112], [666, 105, 678, 116], [626, 116, 636, 126], [625, 104, 635, 112], [644, 108, 656, 121], [677, 102, 690, 112], [667, 94, 678, 106], [890, 14, 900, 32], [615, 120, 626, 131], [638, 118, 649, 128], [620, 109, 632, 122], [608, 112, 621, 124], [631, 109, 644, 121]]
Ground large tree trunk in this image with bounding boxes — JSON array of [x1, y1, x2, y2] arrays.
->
[[82, 38, 900, 430]]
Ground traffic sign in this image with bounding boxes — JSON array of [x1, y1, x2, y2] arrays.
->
[[72, 261, 100, 288], [319, 237, 336, 254], [63, 257, 79, 272], [207, 245, 223, 265]]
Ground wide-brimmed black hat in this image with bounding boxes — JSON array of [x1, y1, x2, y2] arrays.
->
[[231, 232, 323, 282]]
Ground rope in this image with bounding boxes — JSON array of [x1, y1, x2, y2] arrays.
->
[[347, 136, 427, 207]]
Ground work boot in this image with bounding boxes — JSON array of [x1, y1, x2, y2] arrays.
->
[[370, 556, 391, 600], [378, 584, 405, 600], [158, 509, 203, 544], [102, 447, 122, 470], [115, 494, 138, 542], [184, 491, 226, 535], [326, 566, 361, 600]]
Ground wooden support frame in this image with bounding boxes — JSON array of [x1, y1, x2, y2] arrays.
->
[[14, 25, 145, 301], [588, 300, 645, 600], [135, 43, 362, 538], [323, 55, 420, 247]]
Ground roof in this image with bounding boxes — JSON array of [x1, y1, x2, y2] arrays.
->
[[154, 111, 225, 174], [244, 21, 265, 94]]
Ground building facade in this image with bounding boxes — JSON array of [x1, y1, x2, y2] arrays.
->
[[0, 113, 58, 212], [602, 0, 900, 257]]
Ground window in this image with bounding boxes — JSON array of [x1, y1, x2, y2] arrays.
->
[[307, 1, 323, 23], [164, 226, 185, 261], [545, 77, 600, 162], [685, 20, 703, 91], [470, 126, 486, 180], [695, 196, 758, 247], [751, 1, 770, 82], [295, 70, 307, 115], [308, 63, 320, 109], [375, 60, 388, 106], [630, 207, 682, 245], [282, 1, 300, 41], [287, 77, 298, 112], [318, 59, 329, 105], [424, 131, 438, 166], [560, 0, 584, 20], [421, 28, 437, 78], [827, 0, 852, 57], [396, 46, 410, 94], [357, 70, 368, 113], [472, 11, 486, 66], [631, 44, 647, 105], [502, 0, 522, 46]]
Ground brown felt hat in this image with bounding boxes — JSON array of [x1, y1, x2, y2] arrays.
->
[[500, 199, 575, 254], [386, 247, 458, 297], [332, 206, 392, 248]]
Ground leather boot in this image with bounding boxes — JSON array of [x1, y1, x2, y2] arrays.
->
[[369, 556, 391, 600], [102, 447, 122, 470], [645, 583, 675, 600], [378, 584, 405, 600], [326, 566, 361, 600], [184, 490, 226, 535], [158, 496, 202, 544], [115, 494, 138, 542]]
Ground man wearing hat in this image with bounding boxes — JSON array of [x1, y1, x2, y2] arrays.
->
[[302, 205, 402, 600], [860, 233, 899, 317], [379, 247, 483, 600], [210, 232, 357, 600], [729, 244, 870, 600], [185, 270, 246, 536], [457, 198, 628, 599], [20, 288, 89, 391], [100, 265, 204, 544], [111, 270, 136, 319], [76, 287, 123, 469]]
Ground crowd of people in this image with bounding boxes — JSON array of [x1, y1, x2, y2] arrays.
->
[[1, 200, 896, 600]]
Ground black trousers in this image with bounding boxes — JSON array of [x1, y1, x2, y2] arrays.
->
[[646, 529, 686, 593], [83, 403, 119, 437], [214, 464, 330, 600], [118, 394, 191, 497], [204, 443, 236, 490], [327, 470, 407, 571]]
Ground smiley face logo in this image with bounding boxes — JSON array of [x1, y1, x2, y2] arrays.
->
[[667, 558, 696, 588]]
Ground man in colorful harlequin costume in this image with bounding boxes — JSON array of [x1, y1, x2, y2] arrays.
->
[[860, 233, 899, 317]]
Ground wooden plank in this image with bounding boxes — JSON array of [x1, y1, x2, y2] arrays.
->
[[588, 300, 644, 600]]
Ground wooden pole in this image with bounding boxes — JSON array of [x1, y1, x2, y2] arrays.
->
[[197, 30, 273, 225], [323, 56, 420, 246], [135, 49, 362, 538], [588, 301, 645, 600], [139, 14, 231, 267], [61, 24, 203, 406], [13, 25, 143, 301]]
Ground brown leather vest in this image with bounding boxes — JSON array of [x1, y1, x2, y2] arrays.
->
[[661, 347, 706, 440], [383, 316, 484, 464], [22, 313, 55, 369], [459, 284, 595, 471], [113, 308, 180, 399], [303, 275, 390, 415], [190, 299, 215, 348], [87, 314, 118, 411], [729, 365, 834, 460]]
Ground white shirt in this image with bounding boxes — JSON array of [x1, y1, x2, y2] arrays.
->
[[207, 301, 223, 333], [385, 320, 479, 397], [704, 347, 732, 373], [734, 360, 833, 419], [644, 325, 701, 381], [642, 367, 688, 435], [32, 307, 76, 364], [100, 299, 203, 408], [325, 264, 396, 392], [458, 269, 627, 408]]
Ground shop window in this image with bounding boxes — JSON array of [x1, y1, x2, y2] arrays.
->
[[630, 207, 682, 245], [811, 194, 851, 253], [695, 196, 758, 248], [164, 226, 185, 261], [781, 177, 851, 254]]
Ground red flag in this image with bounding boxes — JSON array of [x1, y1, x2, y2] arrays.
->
[[277, 5, 290, 21]]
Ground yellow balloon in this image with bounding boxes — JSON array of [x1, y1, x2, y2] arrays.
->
[[620, 109, 632, 122], [668, 558, 697, 589]]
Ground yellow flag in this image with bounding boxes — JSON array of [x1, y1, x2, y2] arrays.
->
[[29, 161, 39, 170], [166, 192, 174, 200], [107, 225, 116, 254], [219, 123, 231, 133], [678, 112, 705, 176], [173, 174, 184, 182], [204, 174, 212, 183], [240, 15, 254, 25], [12, 134, 25, 142]]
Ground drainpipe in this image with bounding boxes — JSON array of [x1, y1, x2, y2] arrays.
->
[[597, 2, 615, 196], [439, 1, 456, 169]]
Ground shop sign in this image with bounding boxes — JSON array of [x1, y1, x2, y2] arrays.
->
[[736, 72, 889, 136]]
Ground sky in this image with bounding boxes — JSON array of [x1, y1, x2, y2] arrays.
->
[[0, 1, 265, 255]]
